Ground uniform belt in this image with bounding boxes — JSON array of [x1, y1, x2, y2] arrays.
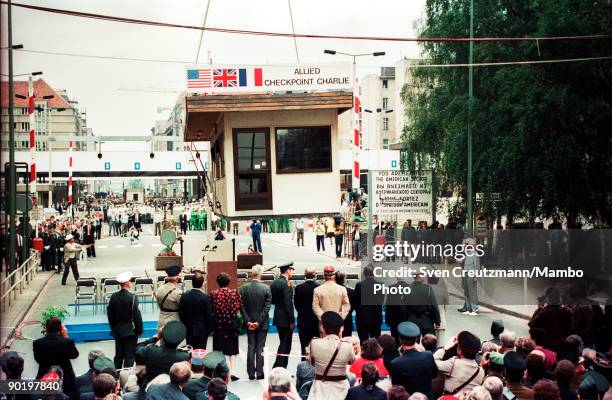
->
[[315, 374, 347, 382], [160, 308, 179, 313]]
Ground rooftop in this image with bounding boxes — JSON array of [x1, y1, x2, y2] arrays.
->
[[1, 78, 72, 109]]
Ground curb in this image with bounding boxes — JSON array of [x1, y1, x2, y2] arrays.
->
[[449, 293, 531, 320]]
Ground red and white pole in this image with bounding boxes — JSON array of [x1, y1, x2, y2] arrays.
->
[[28, 76, 37, 204], [352, 60, 361, 191], [68, 140, 73, 206]]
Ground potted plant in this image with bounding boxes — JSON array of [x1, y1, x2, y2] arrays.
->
[[40, 306, 69, 334]]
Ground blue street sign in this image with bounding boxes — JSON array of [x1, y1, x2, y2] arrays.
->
[[104, 162, 111, 171], [391, 160, 398, 168], [176, 162, 182, 170], [134, 162, 141, 170]]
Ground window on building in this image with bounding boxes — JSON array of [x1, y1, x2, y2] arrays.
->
[[233, 129, 272, 210], [383, 139, 389, 149], [275, 126, 332, 173], [20, 122, 29, 131], [383, 117, 389, 131], [21, 141, 28, 149], [382, 79, 388, 89], [21, 107, 28, 115], [382, 97, 389, 110]]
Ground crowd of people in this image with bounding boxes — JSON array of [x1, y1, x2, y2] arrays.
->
[[2, 259, 611, 400]]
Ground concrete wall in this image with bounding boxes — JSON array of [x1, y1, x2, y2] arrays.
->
[[217, 109, 342, 217]]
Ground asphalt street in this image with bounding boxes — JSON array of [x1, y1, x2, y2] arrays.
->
[[10, 224, 531, 400]]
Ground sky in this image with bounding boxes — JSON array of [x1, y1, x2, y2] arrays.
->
[[1, 0, 426, 147]]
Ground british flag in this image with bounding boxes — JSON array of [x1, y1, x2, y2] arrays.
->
[[213, 69, 238, 87]]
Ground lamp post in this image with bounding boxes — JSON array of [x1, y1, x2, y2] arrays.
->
[[467, 0, 474, 236], [7, 0, 18, 272], [36, 95, 65, 207], [363, 107, 394, 154], [323, 49, 385, 191]]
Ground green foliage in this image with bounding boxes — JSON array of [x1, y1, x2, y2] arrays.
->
[[40, 306, 69, 329], [401, 0, 612, 225]]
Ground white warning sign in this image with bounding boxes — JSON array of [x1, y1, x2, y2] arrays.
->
[[372, 170, 433, 222]]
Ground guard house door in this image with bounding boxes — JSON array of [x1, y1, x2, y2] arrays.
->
[[233, 128, 272, 210]]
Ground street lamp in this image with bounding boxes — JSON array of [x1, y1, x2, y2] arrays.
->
[[323, 49, 385, 191], [363, 108, 394, 151]]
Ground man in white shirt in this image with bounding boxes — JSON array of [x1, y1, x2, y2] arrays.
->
[[296, 218, 305, 247], [62, 234, 84, 285]]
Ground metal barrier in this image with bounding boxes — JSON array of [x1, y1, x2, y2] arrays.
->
[[0, 252, 41, 311]]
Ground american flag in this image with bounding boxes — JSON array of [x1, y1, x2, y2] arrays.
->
[[187, 69, 212, 88], [213, 69, 238, 87]]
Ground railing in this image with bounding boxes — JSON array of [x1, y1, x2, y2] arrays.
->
[[0, 251, 41, 311]]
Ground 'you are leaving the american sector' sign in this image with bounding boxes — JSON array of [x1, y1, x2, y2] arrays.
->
[[372, 170, 433, 223], [186, 64, 352, 93]]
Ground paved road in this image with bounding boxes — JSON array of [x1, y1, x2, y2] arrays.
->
[[8, 224, 531, 400]]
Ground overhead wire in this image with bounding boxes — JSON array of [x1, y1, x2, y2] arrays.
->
[[194, 0, 211, 64], [2, 1, 612, 43]]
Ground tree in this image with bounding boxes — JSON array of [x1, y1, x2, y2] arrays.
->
[[401, 0, 612, 226]]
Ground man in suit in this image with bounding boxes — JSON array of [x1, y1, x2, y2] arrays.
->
[[135, 320, 191, 385], [250, 219, 262, 253], [107, 271, 143, 369], [294, 267, 319, 355], [406, 272, 441, 336], [270, 263, 295, 368], [146, 361, 192, 400], [33, 316, 79, 398], [178, 272, 213, 349], [239, 264, 272, 379], [84, 220, 96, 258], [389, 322, 438, 399], [179, 212, 188, 235], [75, 349, 106, 391], [353, 265, 384, 343], [335, 271, 355, 337], [385, 277, 411, 345]]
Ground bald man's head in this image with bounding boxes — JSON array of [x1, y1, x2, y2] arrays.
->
[[305, 267, 317, 279]]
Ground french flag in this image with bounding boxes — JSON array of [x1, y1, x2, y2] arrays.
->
[[238, 68, 263, 87]]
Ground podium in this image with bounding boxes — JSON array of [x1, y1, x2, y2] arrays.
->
[[207, 261, 237, 290], [237, 253, 263, 270]]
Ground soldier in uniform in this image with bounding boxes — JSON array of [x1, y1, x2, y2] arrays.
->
[[312, 266, 351, 334], [389, 321, 438, 399], [308, 311, 355, 400], [41, 225, 52, 271], [107, 271, 143, 369], [433, 330, 485, 395], [406, 272, 441, 336], [135, 320, 190, 386], [270, 263, 295, 368], [156, 265, 183, 329]]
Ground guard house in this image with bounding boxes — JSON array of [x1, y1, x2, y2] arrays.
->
[[184, 91, 353, 217]]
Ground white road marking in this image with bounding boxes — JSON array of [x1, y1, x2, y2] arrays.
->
[[133, 244, 143, 247], [116, 245, 126, 248], [98, 245, 108, 249], [151, 244, 163, 247]]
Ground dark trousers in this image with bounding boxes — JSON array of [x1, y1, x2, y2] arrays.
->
[[114, 335, 138, 369], [180, 223, 187, 235], [296, 229, 304, 246], [186, 334, 208, 350], [246, 329, 267, 378], [86, 243, 96, 257], [61, 258, 80, 284], [253, 236, 262, 253], [298, 324, 317, 356], [352, 240, 361, 259], [274, 327, 292, 368], [41, 250, 51, 270], [316, 235, 325, 251], [357, 323, 381, 344], [335, 235, 343, 257]]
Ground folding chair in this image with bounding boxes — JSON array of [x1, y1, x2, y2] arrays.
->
[[261, 273, 275, 282], [182, 274, 194, 291], [102, 278, 121, 307], [75, 278, 97, 315], [134, 277, 155, 311], [236, 272, 248, 281]]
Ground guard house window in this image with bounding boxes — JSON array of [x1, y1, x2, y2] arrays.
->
[[382, 97, 389, 110], [233, 129, 272, 210], [382, 79, 388, 89], [383, 117, 389, 131], [275, 126, 332, 173]]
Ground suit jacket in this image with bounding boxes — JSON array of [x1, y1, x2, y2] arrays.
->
[[239, 279, 272, 330], [353, 277, 383, 326], [146, 383, 188, 400], [136, 341, 190, 385], [270, 276, 294, 327], [75, 368, 94, 391], [33, 333, 79, 396], [178, 288, 213, 337], [390, 349, 438, 399], [405, 281, 441, 332], [385, 281, 411, 327], [107, 288, 144, 338], [294, 280, 319, 329], [179, 215, 188, 225]]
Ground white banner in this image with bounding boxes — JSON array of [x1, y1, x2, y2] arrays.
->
[[372, 170, 433, 223], [186, 64, 352, 93]]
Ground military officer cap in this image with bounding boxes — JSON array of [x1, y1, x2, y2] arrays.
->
[[488, 351, 505, 366], [323, 265, 336, 276], [162, 321, 186, 345], [491, 320, 504, 333], [191, 357, 204, 368], [202, 351, 228, 370], [457, 331, 481, 352], [278, 262, 295, 273], [503, 351, 526, 371], [397, 321, 420, 338], [321, 311, 344, 330], [165, 265, 182, 277], [116, 271, 133, 284], [580, 371, 609, 393], [93, 357, 115, 373]]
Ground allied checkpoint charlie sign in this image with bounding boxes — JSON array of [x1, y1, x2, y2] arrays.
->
[[372, 169, 433, 223], [186, 64, 352, 93]]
